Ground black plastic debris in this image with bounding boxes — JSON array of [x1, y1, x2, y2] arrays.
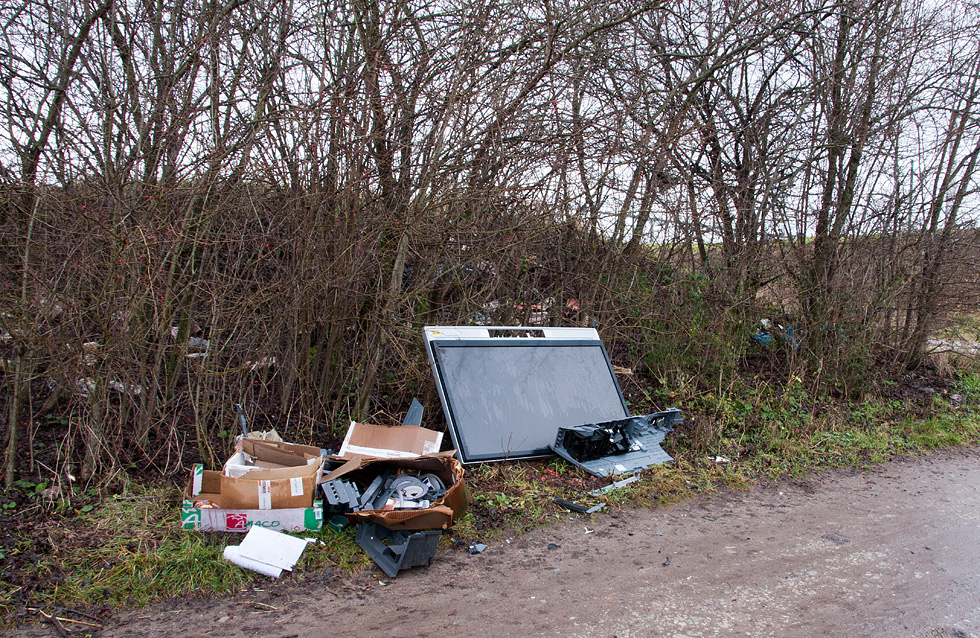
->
[[551, 409, 682, 477], [469, 542, 487, 554], [553, 497, 605, 514], [355, 522, 441, 578]]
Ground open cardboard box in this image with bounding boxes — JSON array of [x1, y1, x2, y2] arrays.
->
[[224, 439, 322, 477], [182, 464, 323, 532], [218, 438, 323, 510], [323, 451, 467, 531]]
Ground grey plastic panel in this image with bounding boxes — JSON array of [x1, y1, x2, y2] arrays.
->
[[355, 522, 441, 578], [402, 398, 424, 426]]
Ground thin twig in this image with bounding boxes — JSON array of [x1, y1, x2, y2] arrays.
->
[[55, 616, 101, 628], [36, 610, 70, 638], [62, 607, 101, 621]]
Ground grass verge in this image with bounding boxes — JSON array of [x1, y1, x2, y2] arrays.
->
[[3, 372, 979, 626]]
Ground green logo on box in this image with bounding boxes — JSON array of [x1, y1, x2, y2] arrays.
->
[[305, 505, 322, 530]]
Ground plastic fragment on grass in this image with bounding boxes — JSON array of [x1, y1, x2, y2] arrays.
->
[[588, 475, 642, 496], [223, 526, 309, 578]]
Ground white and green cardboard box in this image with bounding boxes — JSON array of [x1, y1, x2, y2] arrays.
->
[[182, 464, 323, 532]]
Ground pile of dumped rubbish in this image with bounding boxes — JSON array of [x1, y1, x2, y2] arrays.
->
[[183, 327, 682, 578]]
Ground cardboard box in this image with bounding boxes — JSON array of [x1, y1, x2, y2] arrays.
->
[[338, 422, 443, 459], [323, 452, 467, 531], [222, 457, 322, 509], [224, 439, 321, 477], [182, 465, 323, 532]]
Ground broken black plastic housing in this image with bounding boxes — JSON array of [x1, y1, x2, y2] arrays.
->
[[551, 408, 683, 477], [560, 423, 632, 461]]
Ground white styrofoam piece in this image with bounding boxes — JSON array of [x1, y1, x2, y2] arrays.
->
[[237, 526, 309, 572], [223, 545, 283, 578]]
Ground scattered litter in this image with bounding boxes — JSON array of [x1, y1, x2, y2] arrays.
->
[[662, 557, 671, 567], [321, 453, 467, 530], [81, 341, 100, 365], [223, 527, 310, 578], [547, 543, 561, 550], [712, 455, 731, 463], [469, 543, 488, 554], [655, 532, 663, 536], [328, 515, 348, 532], [553, 568, 561, 573], [752, 319, 799, 351], [321, 478, 363, 511], [182, 432, 325, 532], [74, 377, 96, 396], [589, 475, 642, 496], [73, 377, 143, 397], [246, 356, 278, 371], [234, 403, 248, 437], [356, 522, 441, 578], [584, 527, 594, 534], [338, 421, 443, 460], [107, 379, 143, 396], [553, 497, 605, 514], [170, 325, 209, 351], [322, 465, 448, 515]]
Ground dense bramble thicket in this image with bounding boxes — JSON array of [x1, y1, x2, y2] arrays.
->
[[2, 0, 979, 484]]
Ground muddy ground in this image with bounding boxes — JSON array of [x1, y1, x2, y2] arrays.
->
[[13, 447, 979, 637]]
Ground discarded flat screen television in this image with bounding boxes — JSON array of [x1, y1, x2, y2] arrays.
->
[[423, 326, 631, 464]]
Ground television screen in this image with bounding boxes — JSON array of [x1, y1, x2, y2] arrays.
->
[[428, 338, 629, 463]]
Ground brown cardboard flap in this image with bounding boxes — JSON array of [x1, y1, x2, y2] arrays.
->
[[241, 439, 320, 466], [338, 422, 443, 459], [230, 459, 319, 481], [324, 452, 466, 531], [198, 469, 222, 495]]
